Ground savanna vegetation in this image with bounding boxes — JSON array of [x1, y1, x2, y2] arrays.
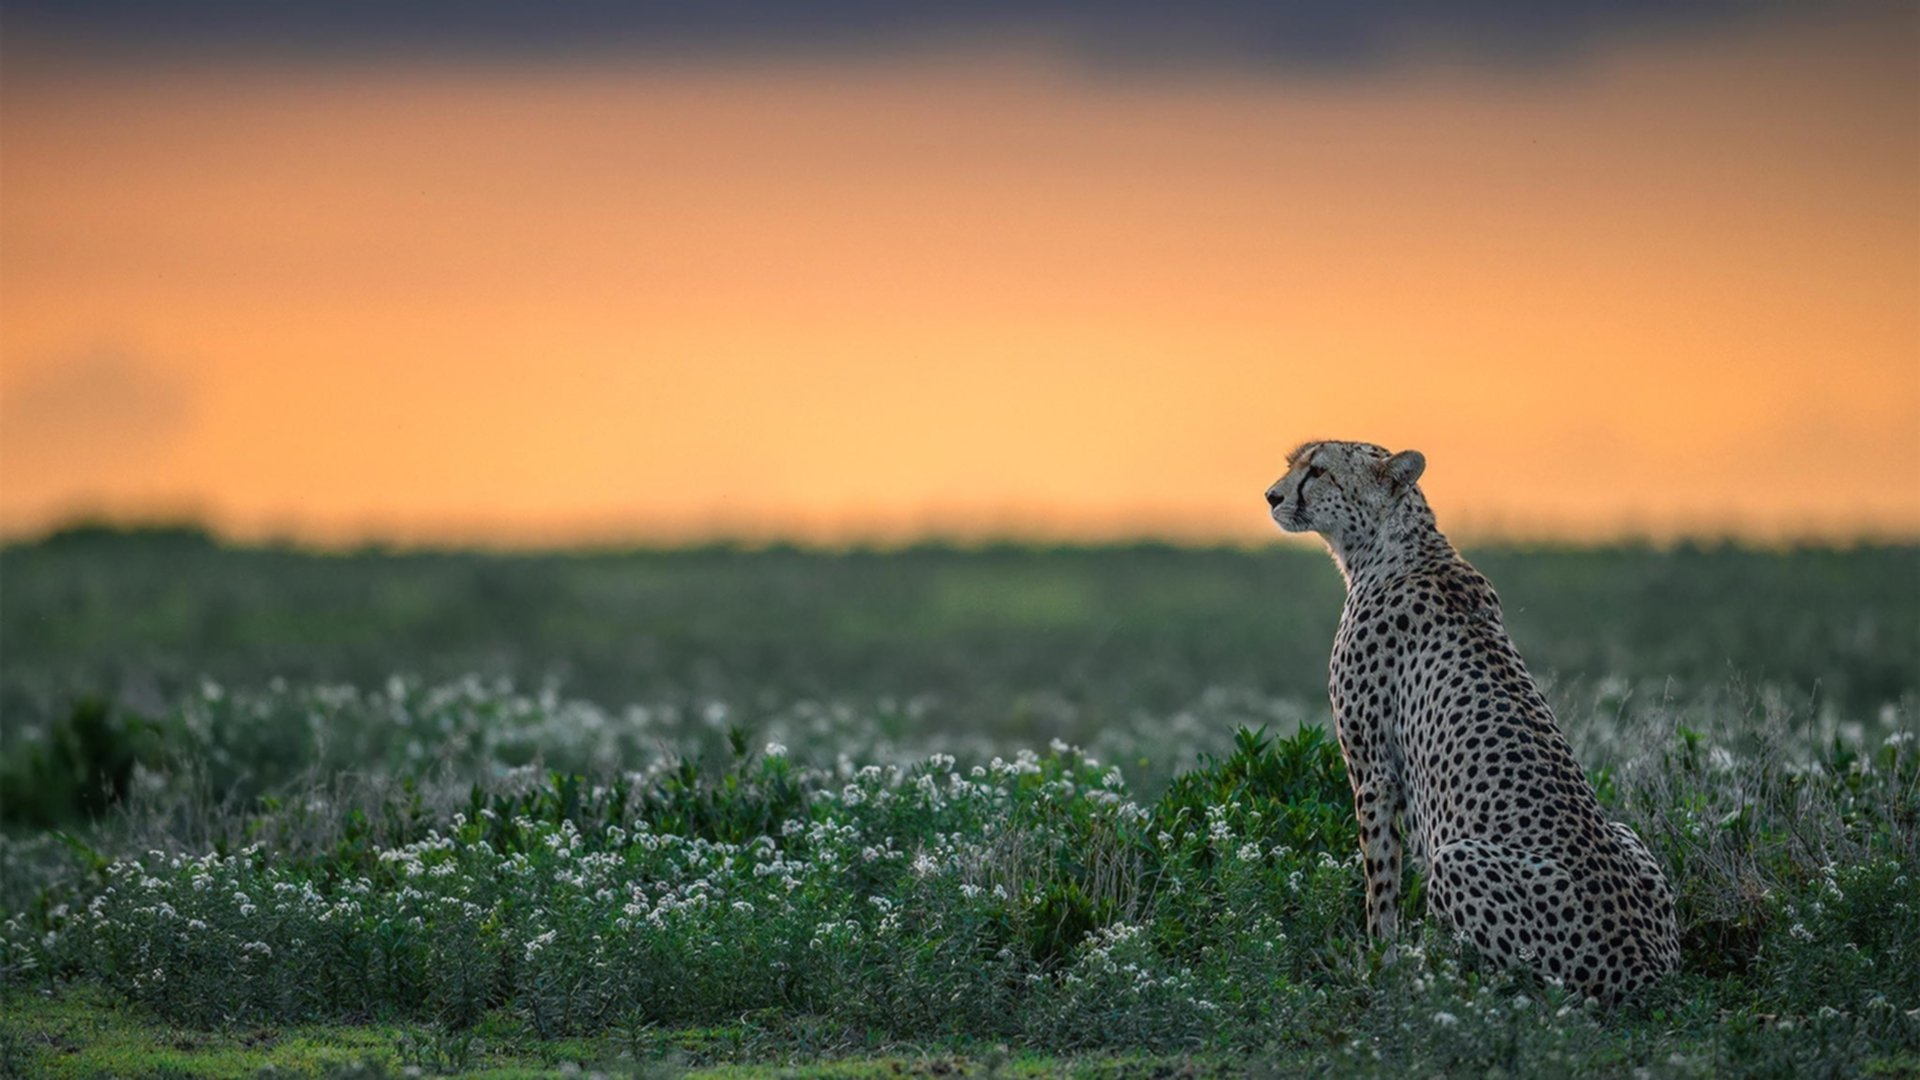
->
[[1, 528, 1916, 1078]]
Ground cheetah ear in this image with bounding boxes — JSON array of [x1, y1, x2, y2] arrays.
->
[[1381, 449, 1426, 493]]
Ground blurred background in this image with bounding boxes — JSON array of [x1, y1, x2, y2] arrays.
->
[[3, 1, 1915, 547]]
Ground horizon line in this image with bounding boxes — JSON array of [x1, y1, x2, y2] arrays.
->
[[7, 513, 1917, 556]]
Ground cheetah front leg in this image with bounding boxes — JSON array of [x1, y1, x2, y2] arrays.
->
[[1352, 771, 1405, 953]]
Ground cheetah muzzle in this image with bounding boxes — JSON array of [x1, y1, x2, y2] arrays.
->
[[1266, 439, 1679, 999]]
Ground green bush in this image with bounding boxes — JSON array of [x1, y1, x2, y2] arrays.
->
[[0, 699, 161, 828]]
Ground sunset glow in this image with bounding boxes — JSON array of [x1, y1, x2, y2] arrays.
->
[[3, 8, 1915, 544]]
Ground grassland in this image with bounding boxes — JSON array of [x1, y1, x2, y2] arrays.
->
[[1, 529, 1916, 1078]]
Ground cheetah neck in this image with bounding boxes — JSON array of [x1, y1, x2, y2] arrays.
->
[[1327, 491, 1456, 589]]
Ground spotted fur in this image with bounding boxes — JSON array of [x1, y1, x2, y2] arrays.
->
[[1266, 440, 1678, 998]]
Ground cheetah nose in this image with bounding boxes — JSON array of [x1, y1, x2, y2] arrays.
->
[[1265, 489, 1283, 508]]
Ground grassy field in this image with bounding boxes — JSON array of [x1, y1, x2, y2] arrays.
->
[[2, 529, 1917, 1078]]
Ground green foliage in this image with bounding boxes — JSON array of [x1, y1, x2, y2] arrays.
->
[[0, 539, 1916, 1074], [3, 538, 1913, 737], [636, 733, 809, 845], [1027, 880, 1116, 969], [1155, 725, 1354, 857], [5, 717, 1910, 1065], [0, 698, 160, 828]]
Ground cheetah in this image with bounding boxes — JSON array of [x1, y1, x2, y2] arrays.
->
[[1265, 439, 1678, 998]]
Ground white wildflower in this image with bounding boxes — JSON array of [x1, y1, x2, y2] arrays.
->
[[524, 929, 558, 962]]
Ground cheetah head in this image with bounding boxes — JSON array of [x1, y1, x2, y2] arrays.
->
[[1265, 440, 1426, 539]]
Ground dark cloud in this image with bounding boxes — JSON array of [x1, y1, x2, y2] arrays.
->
[[1, 1, 1878, 77], [0, 348, 197, 478]]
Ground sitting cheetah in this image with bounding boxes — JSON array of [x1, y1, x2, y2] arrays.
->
[[1265, 440, 1678, 998]]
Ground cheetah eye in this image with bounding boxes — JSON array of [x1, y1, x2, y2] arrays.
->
[[1305, 464, 1327, 479]]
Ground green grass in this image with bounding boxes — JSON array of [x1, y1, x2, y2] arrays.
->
[[3, 991, 413, 1079], [1, 990, 1268, 1078], [1, 532, 1917, 1077], [5, 530, 1913, 730]]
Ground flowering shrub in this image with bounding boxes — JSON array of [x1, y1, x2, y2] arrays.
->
[[1, 729, 1378, 1046], [1, 676, 1915, 1070]]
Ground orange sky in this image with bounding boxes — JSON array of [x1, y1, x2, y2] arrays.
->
[[2, 12, 1916, 544]]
